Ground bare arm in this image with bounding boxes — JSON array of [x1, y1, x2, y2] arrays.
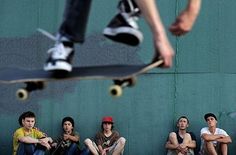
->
[[165, 141, 179, 150], [186, 140, 196, 149], [98, 145, 106, 155], [166, 141, 189, 154], [187, 0, 201, 15], [39, 137, 53, 149], [216, 135, 232, 144], [170, 0, 201, 36], [19, 136, 39, 144], [63, 134, 79, 142], [135, 0, 165, 36], [202, 133, 224, 141], [19, 136, 51, 150], [134, 0, 174, 68]]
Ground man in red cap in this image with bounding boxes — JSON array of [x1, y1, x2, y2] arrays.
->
[[84, 116, 126, 155]]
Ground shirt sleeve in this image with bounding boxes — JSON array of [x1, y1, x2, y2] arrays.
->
[[73, 131, 80, 143], [95, 132, 103, 146], [113, 131, 120, 140], [218, 128, 229, 136], [200, 127, 208, 136], [74, 131, 80, 137], [14, 129, 24, 141], [34, 129, 45, 138]]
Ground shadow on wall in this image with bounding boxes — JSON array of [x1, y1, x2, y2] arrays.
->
[[0, 32, 143, 69], [0, 32, 143, 114]]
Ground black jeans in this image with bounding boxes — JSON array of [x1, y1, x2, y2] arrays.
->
[[59, 0, 92, 43]]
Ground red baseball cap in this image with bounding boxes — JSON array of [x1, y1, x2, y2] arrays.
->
[[102, 116, 113, 123]]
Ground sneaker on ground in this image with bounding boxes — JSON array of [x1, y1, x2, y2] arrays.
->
[[44, 43, 74, 72]]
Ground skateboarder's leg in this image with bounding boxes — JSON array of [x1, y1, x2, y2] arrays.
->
[[103, 0, 143, 46], [58, 0, 92, 43], [44, 0, 92, 72]]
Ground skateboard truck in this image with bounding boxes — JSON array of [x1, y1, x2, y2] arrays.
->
[[109, 77, 136, 97], [0, 60, 163, 100], [16, 82, 45, 100]]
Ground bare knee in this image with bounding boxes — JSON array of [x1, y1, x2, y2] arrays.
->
[[184, 133, 191, 139], [169, 132, 177, 139], [118, 137, 126, 145], [168, 132, 178, 144], [84, 138, 93, 146], [183, 133, 192, 142]]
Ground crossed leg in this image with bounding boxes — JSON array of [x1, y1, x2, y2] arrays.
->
[[168, 132, 193, 155]]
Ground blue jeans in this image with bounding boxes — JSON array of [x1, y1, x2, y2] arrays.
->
[[80, 148, 90, 155], [56, 143, 88, 155], [16, 143, 45, 155], [64, 143, 80, 155]]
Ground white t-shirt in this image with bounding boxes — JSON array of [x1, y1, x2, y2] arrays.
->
[[200, 127, 229, 149]]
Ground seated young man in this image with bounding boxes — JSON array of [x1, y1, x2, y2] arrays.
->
[[13, 111, 53, 155], [84, 116, 126, 155], [199, 113, 232, 155], [166, 116, 196, 155], [50, 116, 88, 155]]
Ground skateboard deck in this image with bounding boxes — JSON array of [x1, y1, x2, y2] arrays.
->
[[0, 60, 163, 100]]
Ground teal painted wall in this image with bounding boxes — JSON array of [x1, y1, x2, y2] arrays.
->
[[1, 0, 236, 154]]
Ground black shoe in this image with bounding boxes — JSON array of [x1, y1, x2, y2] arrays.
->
[[103, 0, 143, 46]]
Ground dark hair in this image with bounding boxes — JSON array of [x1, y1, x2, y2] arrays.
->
[[101, 122, 114, 131], [62, 117, 75, 127], [177, 116, 189, 124], [18, 111, 36, 126], [204, 113, 217, 121]]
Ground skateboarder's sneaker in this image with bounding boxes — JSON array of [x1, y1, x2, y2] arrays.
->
[[103, 0, 143, 46], [44, 42, 74, 72]]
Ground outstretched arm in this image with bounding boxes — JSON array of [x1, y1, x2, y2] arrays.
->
[[170, 0, 201, 36], [134, 0, 174, 68]]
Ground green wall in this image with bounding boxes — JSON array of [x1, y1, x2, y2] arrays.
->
[[1, 0, 236, 154]]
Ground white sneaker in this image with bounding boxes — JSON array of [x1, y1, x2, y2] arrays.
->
[[44, 43, 74, 72]]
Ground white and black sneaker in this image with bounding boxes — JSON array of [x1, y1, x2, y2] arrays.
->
[[103, 0, 143, 46], [44, 42, 74, 72]]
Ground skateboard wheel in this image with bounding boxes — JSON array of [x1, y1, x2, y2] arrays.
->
[[16, 89, 29, 101], [109, 85, 122, 97]]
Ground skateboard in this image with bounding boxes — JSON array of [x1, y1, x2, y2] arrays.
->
[[0, 60, 163, 100]]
